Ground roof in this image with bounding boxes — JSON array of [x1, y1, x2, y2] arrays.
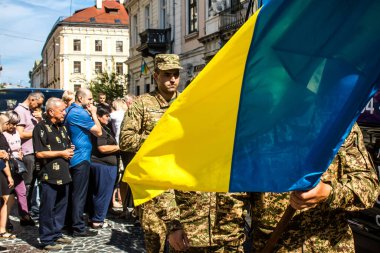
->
[[63, 0, 128, 25]]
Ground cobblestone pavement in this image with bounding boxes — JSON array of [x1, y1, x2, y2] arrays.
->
[[0, 209, 146, 253]]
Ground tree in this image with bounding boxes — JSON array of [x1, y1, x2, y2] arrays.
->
[[89, 71, 127, 104]]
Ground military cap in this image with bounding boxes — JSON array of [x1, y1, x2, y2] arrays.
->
[[155, 54, 183, 70]]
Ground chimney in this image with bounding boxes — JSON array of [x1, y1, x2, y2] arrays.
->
[[96, 0, 102, 9]]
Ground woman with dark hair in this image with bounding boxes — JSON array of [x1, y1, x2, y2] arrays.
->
[[0, 113, 15, 238], [3, 111, 35, 226], [89, 105, 119, 228]]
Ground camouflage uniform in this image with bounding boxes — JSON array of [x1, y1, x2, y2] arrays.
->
[[250, 123, 380, 253], [154, 191, 247, 253], [119, 89, 179, 253]]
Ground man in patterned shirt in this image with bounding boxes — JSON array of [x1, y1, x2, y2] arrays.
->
[[33, 98, 74, 251]]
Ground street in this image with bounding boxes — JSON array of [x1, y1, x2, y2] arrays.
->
[[0, 209, 146, 253]]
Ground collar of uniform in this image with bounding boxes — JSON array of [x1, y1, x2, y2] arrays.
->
[[153, 90, 179, 108]]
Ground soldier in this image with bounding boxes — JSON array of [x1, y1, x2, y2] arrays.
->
[[119, 54, 183, 253], [250, 123, 380, 252], [156, 191, 247, 253]]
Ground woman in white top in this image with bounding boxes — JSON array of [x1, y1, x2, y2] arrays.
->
[[3, 111, 35, 226]]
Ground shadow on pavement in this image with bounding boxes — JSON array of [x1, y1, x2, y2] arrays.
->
[[106, 228, 146, 253]]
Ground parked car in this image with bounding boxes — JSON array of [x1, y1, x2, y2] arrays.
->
[[0, 88, 65, 112], [352, 93, 380, 253]]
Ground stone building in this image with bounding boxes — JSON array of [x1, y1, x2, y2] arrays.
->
[[39, 0, 129, 91], [125, 0, 257, 95]]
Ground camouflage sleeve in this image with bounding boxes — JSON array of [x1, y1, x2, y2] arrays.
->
[[154, 189, 182, 234], [119, 98, 148, 152], [321, 124, 380, 211]]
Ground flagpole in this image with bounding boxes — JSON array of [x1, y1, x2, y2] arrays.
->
[[260, 205, 296, 253]]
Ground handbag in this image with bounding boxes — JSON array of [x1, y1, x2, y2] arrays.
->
[[9, 155, 27, 175], [15, 158, 27, 174]]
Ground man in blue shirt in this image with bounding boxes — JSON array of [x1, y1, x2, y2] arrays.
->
[[65, 88, 102, 237]]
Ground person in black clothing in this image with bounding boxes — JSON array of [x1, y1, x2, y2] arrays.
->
[[32, 98, 74, 251], [0, 113, 15, 239], [89, 105, 119, 229]]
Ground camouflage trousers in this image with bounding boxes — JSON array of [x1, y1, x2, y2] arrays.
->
[[169, 240, 244, 253], [251, 226, 355, 253], [140, 203, 167, 253]]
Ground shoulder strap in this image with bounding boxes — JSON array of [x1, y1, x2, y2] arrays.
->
[[63, 105, 75, 125]]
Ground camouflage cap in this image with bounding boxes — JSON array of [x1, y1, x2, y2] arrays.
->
[[155, 54, 183, 70]]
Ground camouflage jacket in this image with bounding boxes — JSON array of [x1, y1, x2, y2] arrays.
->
[[155, 191, 247, 248], [250, 123, 380, 253], [119, 90, 179, 152]]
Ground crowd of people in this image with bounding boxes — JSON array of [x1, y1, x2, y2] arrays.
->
[[0, 54, 379, 252]]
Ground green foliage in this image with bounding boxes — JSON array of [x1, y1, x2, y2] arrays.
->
[[89, 71, 127, 103]]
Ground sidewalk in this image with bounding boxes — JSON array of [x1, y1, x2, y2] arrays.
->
[[0, 209, 146, 253]]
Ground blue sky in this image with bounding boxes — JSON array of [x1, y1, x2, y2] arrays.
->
[[0, 0, 95, 86]]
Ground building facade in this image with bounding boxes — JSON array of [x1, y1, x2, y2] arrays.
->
[[125, 0, 257, 95], [39, 0, 129, 91], [125, 0, 182, 95], [30, 60, 43, 88]]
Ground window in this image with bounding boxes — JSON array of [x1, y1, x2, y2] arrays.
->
[[116, 41, 123, 52], [95, 40, 102, 51], [73, 39, 81, 51], [116, 62, 123, 75], [132, 15, 139, 45], [145, 4, 150, 29], [160, 0, 167, 28], [136, 85, 140, 96], [95, 62, 102, 73], [74, 84, 81, 91], [188, 0, 198, 33], [73, 61, 81, 73], [145, 84, 150, 93]]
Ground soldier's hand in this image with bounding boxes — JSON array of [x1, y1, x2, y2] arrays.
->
[[168, 229, 189, 251], [290, 181, 332, 210], [62, 149, 74, 160]]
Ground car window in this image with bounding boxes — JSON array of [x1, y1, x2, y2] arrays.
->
[[0, 89, 65, 112]]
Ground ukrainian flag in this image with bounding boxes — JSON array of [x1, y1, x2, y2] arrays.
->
[[124, 0, 380, 205]]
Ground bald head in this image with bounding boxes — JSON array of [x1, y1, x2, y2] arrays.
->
[[75, 88, 94, 108]]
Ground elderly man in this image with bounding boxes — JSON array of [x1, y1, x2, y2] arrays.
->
[[33, 98, 73, 251], [64, 88, 102, 237], [15, 91, 44, 220]]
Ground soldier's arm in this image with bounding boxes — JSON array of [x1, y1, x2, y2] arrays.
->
[[119, 99, 148, 152], [322, 124, 380, 211], [154, 190, 182, 233]]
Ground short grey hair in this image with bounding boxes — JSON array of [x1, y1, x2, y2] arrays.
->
[[45, 97, 64, 112], [5, 111, 20, 125], [28, 91, 45, 100]]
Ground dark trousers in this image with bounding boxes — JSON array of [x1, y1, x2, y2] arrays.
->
[[89, 162, 117, 222], [39, 182, 69, 245], [23, 154, 40, 217], [22, 154, 35, 186], [70, 161, 90, 233]]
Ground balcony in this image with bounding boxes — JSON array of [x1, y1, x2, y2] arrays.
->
[[219, 1, 250, 32], [136, 28, 171, 57]]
